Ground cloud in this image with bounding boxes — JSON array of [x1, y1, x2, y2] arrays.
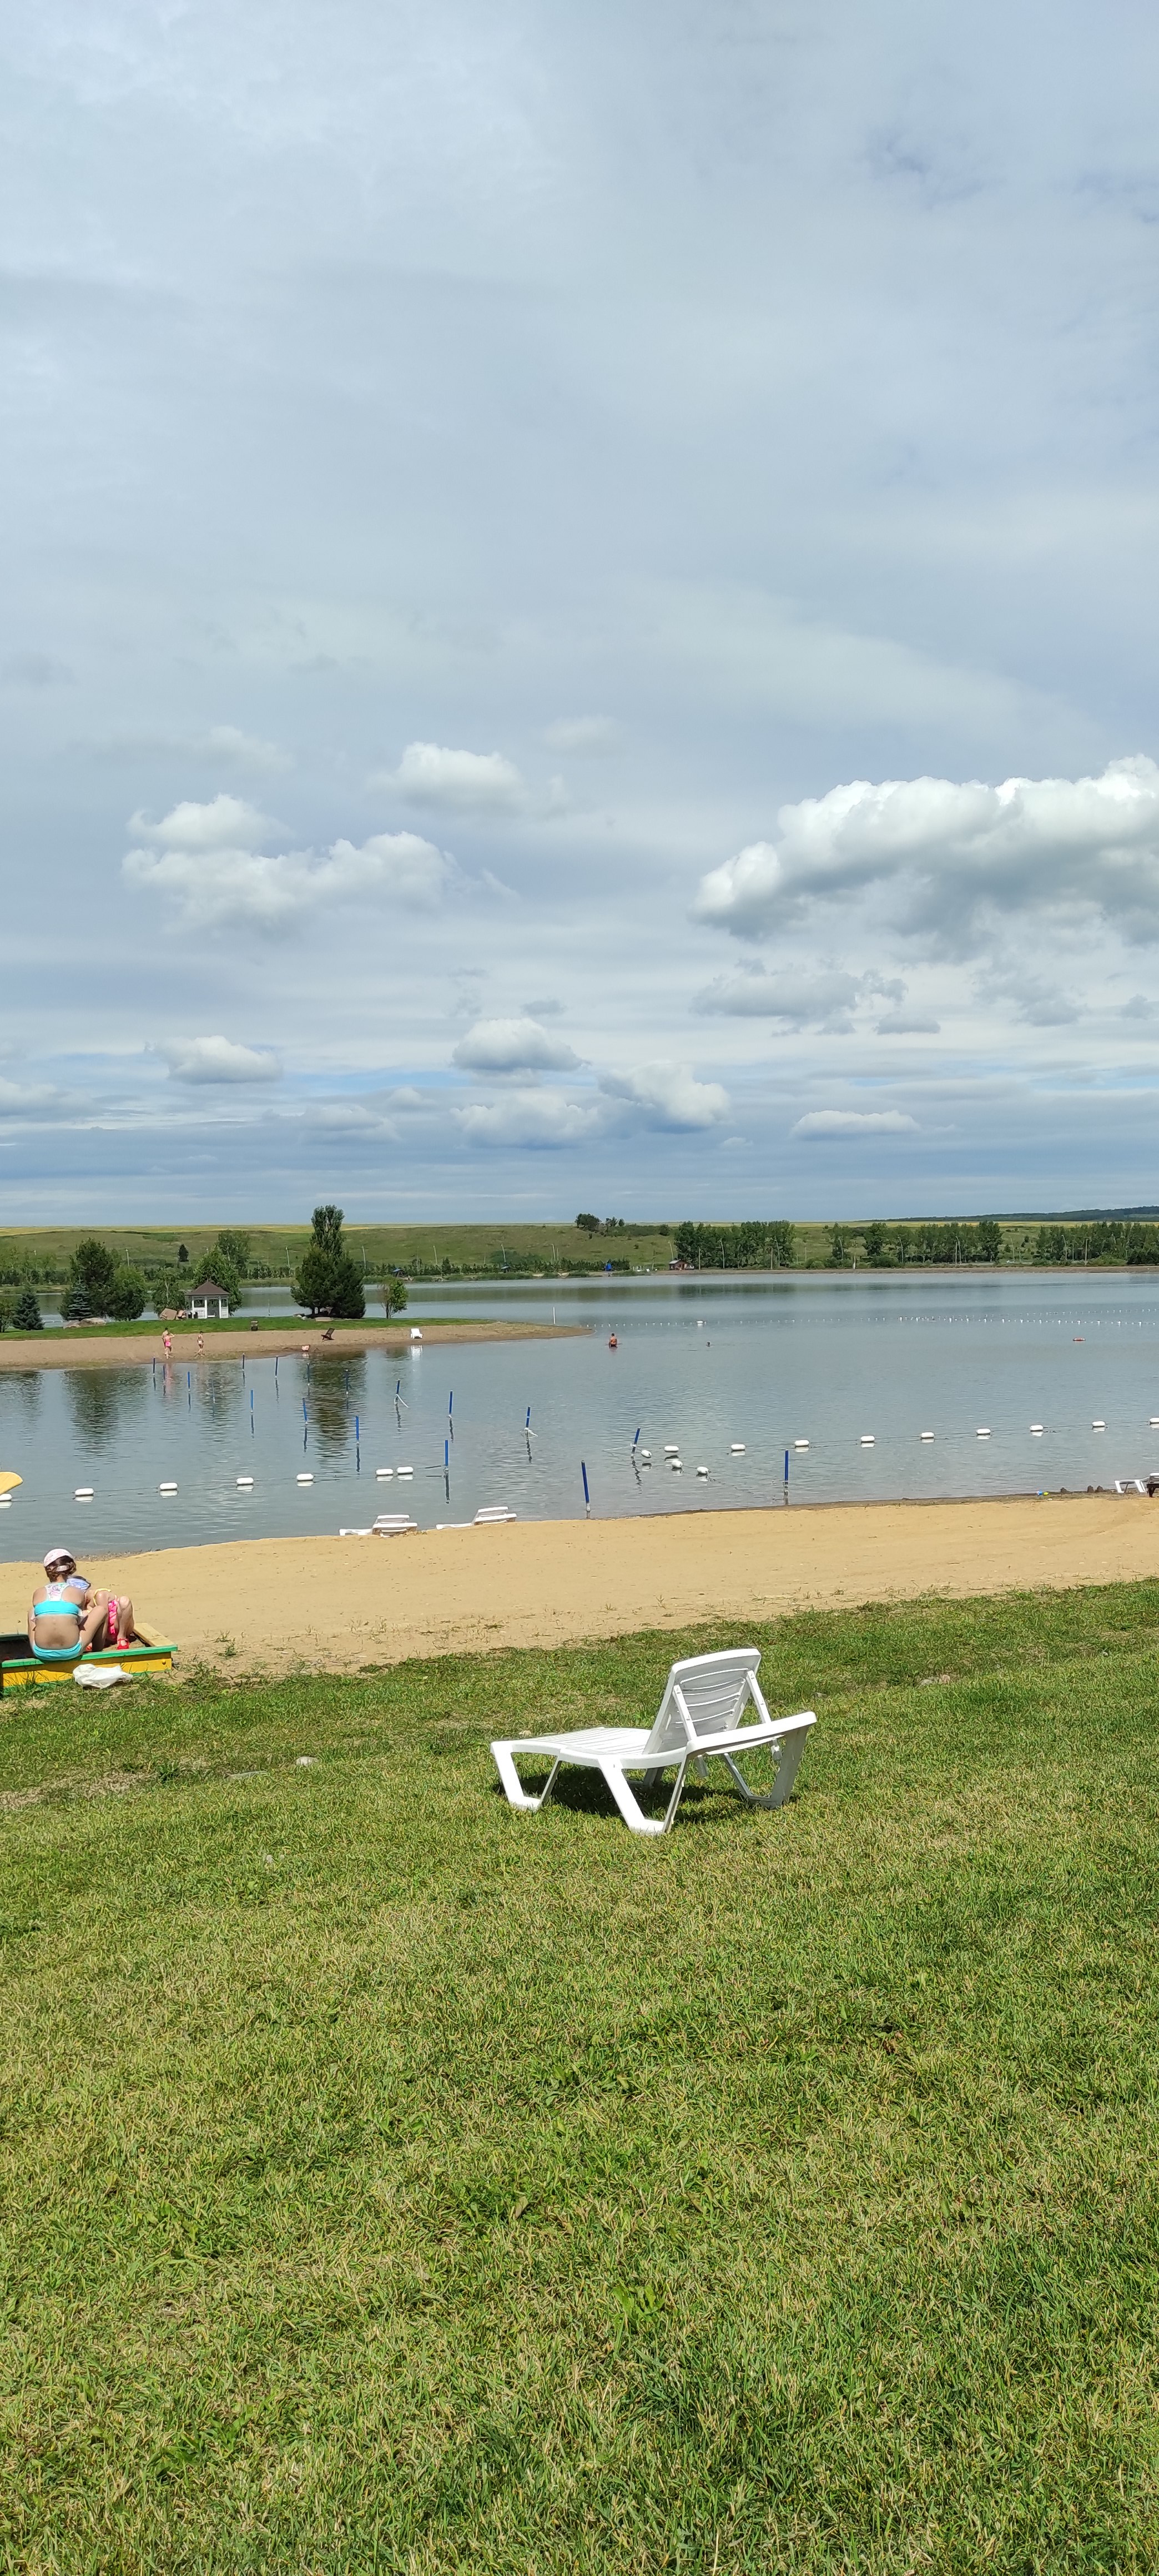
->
[[696, 967, 868, 1029], [600, 1061, 730, 1130], [542, 715, 623, 754], [693, 758, 1159, 953], [159, 1035, 282, 1083], [521, 995, 565, 1017], [0, 1079, 79, 1118], [98, 724, 290, 772], [377, 741, 526, 811], [452, 1015, 582, 1076], [454, 1090, 603, 1148], [874, 1010, 941, 1033], [792, 1109, 920, 1138], [124, 797, 455, 930], [1121, 994, 1153, 1020]]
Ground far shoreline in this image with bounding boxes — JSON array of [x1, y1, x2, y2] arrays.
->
[[0, 1318, 585, 1373]]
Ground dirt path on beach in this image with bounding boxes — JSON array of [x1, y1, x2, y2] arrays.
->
[[0, 1320, 580, 1372], [2, 1492, 1155, 1676]]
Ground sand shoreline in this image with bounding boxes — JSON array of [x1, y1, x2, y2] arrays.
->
[[2, 1492, 1154, 1678], [0, 1319, 582, 1373]]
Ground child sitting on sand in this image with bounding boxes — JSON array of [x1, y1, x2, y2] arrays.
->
[[28, 1548, 137, 1664]]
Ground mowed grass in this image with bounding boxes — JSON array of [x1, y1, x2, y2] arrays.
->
[[4, 1588, 1159, 2572]]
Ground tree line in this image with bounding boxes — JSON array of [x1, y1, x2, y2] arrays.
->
[[0, 1209, 410, 1330], [672, 1221, 798, 1269]]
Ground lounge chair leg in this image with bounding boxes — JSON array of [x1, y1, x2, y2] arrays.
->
[[492, 1745, 562, 1813], [603, 1760, 683, 1837], [720, 1729, 808, 1809]]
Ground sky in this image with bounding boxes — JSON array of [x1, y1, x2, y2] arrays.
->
[[4, 0, 1159, 1225]]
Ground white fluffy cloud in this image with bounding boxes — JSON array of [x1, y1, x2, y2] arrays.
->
[[694, 758, 1159, 952], [124, 798, 455, 930], [159, 1035, 282, 1084], [600, 1061, 730, 1130], [452, 1016, 582, 1076], [696, 968, 894, 1029], [378, 741, 526, 811], [0, 1079, 78, 1119], [453, 1090, 603, 1148], [793, 1110, 920, 1138]]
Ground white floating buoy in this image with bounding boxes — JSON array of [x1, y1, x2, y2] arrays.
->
[[697, 1319, 704, 1328], [236, 1476, 254, 1487], [696, 1465, 708, 1477], [920, 1431, 935, 1441], [730, 1442, 746, 1454], [297, 1472, 314, 1484], [664, 1444, 679, 1455], [0, 1497, 11, 1508], [1092, 1420, 1106, 1431], [397, 1465, 414, 1476], [859, 1436, 874, 1447], [159, 1481, 178, 1493], [976, 1428, 991, 1439], [1150, 1418, 1159, 1429], [376, 1467, 394, 1478], [74, 1487, 94, 1499], [793, 1440, 808, 1451], [669, 1458, 683, 1471]]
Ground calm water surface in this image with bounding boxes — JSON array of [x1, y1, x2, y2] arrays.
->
[[3, 1272, 1159, 1559]]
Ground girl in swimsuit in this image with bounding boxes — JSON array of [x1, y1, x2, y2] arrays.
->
[[28, 1550, 136, 1662]]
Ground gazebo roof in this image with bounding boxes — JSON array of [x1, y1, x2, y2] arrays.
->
[[192, 1279, 229, 1299]]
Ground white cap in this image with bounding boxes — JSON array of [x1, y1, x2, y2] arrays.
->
[[43, 1547, 75, 1569]]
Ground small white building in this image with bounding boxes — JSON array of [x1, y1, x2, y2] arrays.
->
[[189, 1279, 230, 1320]]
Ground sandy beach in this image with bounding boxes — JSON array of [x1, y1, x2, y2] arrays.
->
[[0, 1319, 580, 1373], [2, 1492, 1155, 1676]]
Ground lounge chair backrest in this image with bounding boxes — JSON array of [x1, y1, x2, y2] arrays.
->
[[641, 1647, 765, 1758]]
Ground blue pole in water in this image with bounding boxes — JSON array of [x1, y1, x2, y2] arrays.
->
[[526, 1405, 531, 1430], [250, 1387, 254, 1412], [581, 1458, 589, 1510], [275, 1355, 279, 1377], [444, 1436, 449, 1469], [784, 1448, 789, 1505], [449, 1390, 453, 1416], [303, 1397, 308, 1421], [355, 1412, 359, 1442], [633, 1426, 641, 1447]]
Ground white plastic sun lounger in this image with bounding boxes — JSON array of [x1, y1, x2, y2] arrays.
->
[[491, 1646, 815, 1837]]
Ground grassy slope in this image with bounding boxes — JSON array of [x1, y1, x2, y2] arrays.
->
[[3, 1584, 1159, 2570], [0, 1218, 1090, 1277]]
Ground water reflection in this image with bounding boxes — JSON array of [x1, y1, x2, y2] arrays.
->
[[65, 1367, 147, 1451], [0, 1371, 43, 1431], [304, 1356, 366, 1460]]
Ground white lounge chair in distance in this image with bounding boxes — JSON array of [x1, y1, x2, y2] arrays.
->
[[491, 1646, 815, 1838]]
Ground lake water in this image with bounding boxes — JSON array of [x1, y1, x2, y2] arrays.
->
[[3, 1271, 1159, 1562]]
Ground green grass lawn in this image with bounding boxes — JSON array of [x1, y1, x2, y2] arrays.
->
[[4, 1585, 1159, 2571]]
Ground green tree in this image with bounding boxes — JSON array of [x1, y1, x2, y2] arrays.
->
[[204, 1232, 248, 1309], [67, 1237, 118, 1316], [292, 1206, 366, 1317], [862, 1219, 888, 1260], [977, 1217, 1002, 1262], [575, 1212, 600, 1234], [12, 1286, 42, 1331], [828, 1225, 850, 1266], [107, 1266, 148, 1321], [0, 1293, 13, 1332]]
